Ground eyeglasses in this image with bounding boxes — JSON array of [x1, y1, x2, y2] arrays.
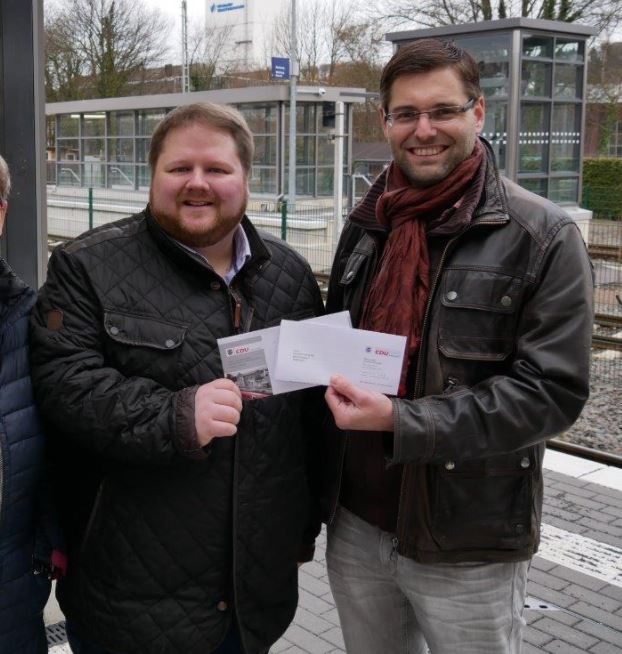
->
[[384, 98, 476, 128]]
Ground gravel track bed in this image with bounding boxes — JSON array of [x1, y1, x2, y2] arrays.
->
[[557, 354, 622, 456]]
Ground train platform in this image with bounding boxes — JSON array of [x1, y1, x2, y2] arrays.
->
[[45, 448, 622, 654]]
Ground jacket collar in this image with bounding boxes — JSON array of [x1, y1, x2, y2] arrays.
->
[[349, 136, 509, 233], [0, 257, 28, 303], [144, 205, 271, 277]]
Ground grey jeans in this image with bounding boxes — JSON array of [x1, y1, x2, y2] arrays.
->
[[326, 506, 528, 654]]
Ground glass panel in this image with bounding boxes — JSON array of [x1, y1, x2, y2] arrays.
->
[[297, 136, 314, 165], [46, 116, 56, 150], [519, 103, 550, 173], [454, 33, 511, 98], [58, 114, 80, 137], [319, 103, 336, 133], [249, 167, 277, 194], [479, 61, 510, 98], [317, 168, 334, 196], [521, 62, 551, 97], [519, 177, 547, 198], [107, 164, 134, 188], [109, 138, 134, 163], [554, 64, 582, 99], [522, 34, 553, 58], [82, 162, 105, 188], [83, 139, 105, 161], [83, 112, 106, 137], [109, 111, 134, 137], [239, 104, 277, 133], [137, 110, 167, 136], [549, 177, 578, 203], [481, 102, 507, 172], [296, 168, 315, 195], [137, 165, 150, 190], [254, 135, 277, 165], [555, 39, 583, 62], [551, 104, 580, 172], [57, 163, 81, 186], [299, 105, 316, 132], [317, 136, 334, 165], [57, 139, 80, 161], [47, 161, 56, 185], [136, 138, 151, 164]]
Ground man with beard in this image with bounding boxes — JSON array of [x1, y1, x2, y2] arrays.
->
[[320, 39, 593, 653], [30, 103, 324, 654]]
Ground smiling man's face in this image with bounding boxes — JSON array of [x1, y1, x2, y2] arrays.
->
[[149, 122, 248, 251], [382, 67, 485, 189]]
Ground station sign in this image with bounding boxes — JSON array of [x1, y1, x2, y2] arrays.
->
[[271, 57, 290, 80]]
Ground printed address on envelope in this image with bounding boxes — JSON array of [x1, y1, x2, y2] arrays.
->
[[274, 321, 407, 395]]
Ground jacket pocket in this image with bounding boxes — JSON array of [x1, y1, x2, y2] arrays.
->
[[438, 269, 523, 362], [103, 310, 188, 382], [104, 310, 187, 350], [430, 453, 533, 551]]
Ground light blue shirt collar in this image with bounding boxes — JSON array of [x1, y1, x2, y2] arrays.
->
[[174, 224, 251, 285]]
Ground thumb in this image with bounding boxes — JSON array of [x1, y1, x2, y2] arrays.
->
[[329, 374, 365, 405]]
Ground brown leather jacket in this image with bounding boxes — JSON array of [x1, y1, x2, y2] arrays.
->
[[321, 140, 593, 563]]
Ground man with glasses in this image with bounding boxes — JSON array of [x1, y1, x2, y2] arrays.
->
[[320, 38, 592, 653]]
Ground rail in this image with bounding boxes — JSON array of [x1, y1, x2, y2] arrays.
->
[[547, 438, 622, 468], [589, 243, 622, 260]]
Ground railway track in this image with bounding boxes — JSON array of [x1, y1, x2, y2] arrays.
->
[[589, 243, 622, 261]]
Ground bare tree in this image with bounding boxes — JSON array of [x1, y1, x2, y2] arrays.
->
[[186, 22, 236, 91], [270, 0, 364, 83], [369, 0, 622, 34], [587, 42, 622, 154], [45, 0, 171, 100]]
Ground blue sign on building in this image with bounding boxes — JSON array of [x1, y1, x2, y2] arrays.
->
[[271, 57, 290, 80], [210, 2, 245, 12]]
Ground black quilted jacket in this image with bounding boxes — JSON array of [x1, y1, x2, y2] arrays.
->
[[30, 208, 324, 654]]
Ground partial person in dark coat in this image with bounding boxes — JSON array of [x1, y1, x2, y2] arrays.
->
[[0, 154, 64, 653]]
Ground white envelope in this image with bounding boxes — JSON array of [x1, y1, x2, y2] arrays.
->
[[274, 320, 407, 395]]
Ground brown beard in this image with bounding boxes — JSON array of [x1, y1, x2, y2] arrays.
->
[[149, 190, 247, 249]]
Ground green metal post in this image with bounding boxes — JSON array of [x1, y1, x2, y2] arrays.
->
[[281, 199, 287, 241], [88, 187, 94, 231]]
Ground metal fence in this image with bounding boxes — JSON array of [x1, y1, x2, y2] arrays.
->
[[586, 219, 622, 389], [45, 188, 622, 390]]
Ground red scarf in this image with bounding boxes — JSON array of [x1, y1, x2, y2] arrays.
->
[[360, 140, 485, 396]]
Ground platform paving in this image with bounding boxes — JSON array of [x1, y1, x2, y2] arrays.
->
[[47, 450, 622, 653]]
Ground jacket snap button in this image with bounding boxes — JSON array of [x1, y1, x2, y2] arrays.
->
[[164, 339, 176, 348], [520, 457, 530, 469], [346, 270, 354, 280], [445, 461, 455, 471], [501, 295, 512, 307], [216, 600, 228, 611], [446, 291, 458, 301], [109, 326, 119, 336], [210, 281, 221, 290]]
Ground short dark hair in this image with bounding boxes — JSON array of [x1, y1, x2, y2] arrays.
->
[[380, 39, 482, 111], [149, 102, 254, 176]]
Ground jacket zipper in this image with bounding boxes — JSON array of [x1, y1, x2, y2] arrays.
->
[[228, 272, 257, 653], [80, 480, 106, 555], [394, 217, 507, 553], [328, 234, 382, 525]]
